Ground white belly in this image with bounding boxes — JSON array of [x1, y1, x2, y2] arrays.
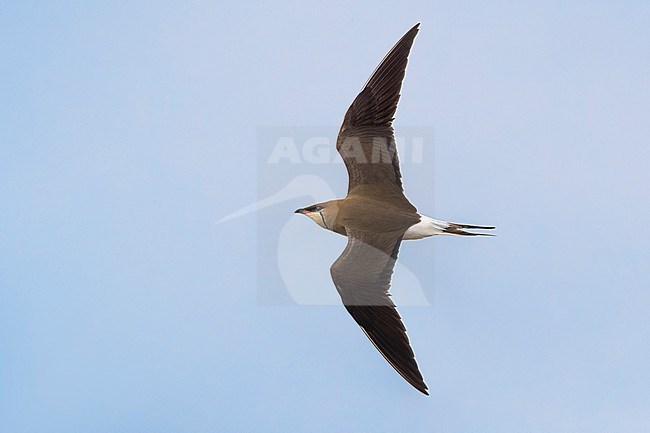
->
[[403, 215, 450, 240]]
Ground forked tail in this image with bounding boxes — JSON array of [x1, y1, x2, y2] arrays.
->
[[403, 215, 495, 240], [442, 221, 496, 237]]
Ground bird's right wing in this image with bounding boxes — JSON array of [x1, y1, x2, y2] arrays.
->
[[329, 228, 428, 395]]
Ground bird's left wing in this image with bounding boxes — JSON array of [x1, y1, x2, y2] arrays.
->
[[336, 24, 420, 195], [329, 228, 428, 395]]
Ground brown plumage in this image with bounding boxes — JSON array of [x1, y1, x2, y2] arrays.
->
[[295, 23, 494, 395], [337, 24, 419, 195]]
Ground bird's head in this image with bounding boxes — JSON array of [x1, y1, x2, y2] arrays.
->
[[294, 201, 338, 231]]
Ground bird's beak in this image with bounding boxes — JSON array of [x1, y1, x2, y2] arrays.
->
[[294, 208, 306, 214]]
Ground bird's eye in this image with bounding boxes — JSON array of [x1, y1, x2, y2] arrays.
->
[[313, 205, 323, 212]]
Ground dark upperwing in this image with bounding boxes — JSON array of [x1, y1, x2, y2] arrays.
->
[[336, 24, 420, 197], [330, 227, 428, 395]]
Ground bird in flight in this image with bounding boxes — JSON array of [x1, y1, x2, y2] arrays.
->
[[295, 23, 494, 395]]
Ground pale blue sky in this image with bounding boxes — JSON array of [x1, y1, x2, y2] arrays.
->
[[2, 1, 650, 432]]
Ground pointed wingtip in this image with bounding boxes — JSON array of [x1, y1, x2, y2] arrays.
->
[[399, 369, 428, 395], [416, 383, 429, 396]]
